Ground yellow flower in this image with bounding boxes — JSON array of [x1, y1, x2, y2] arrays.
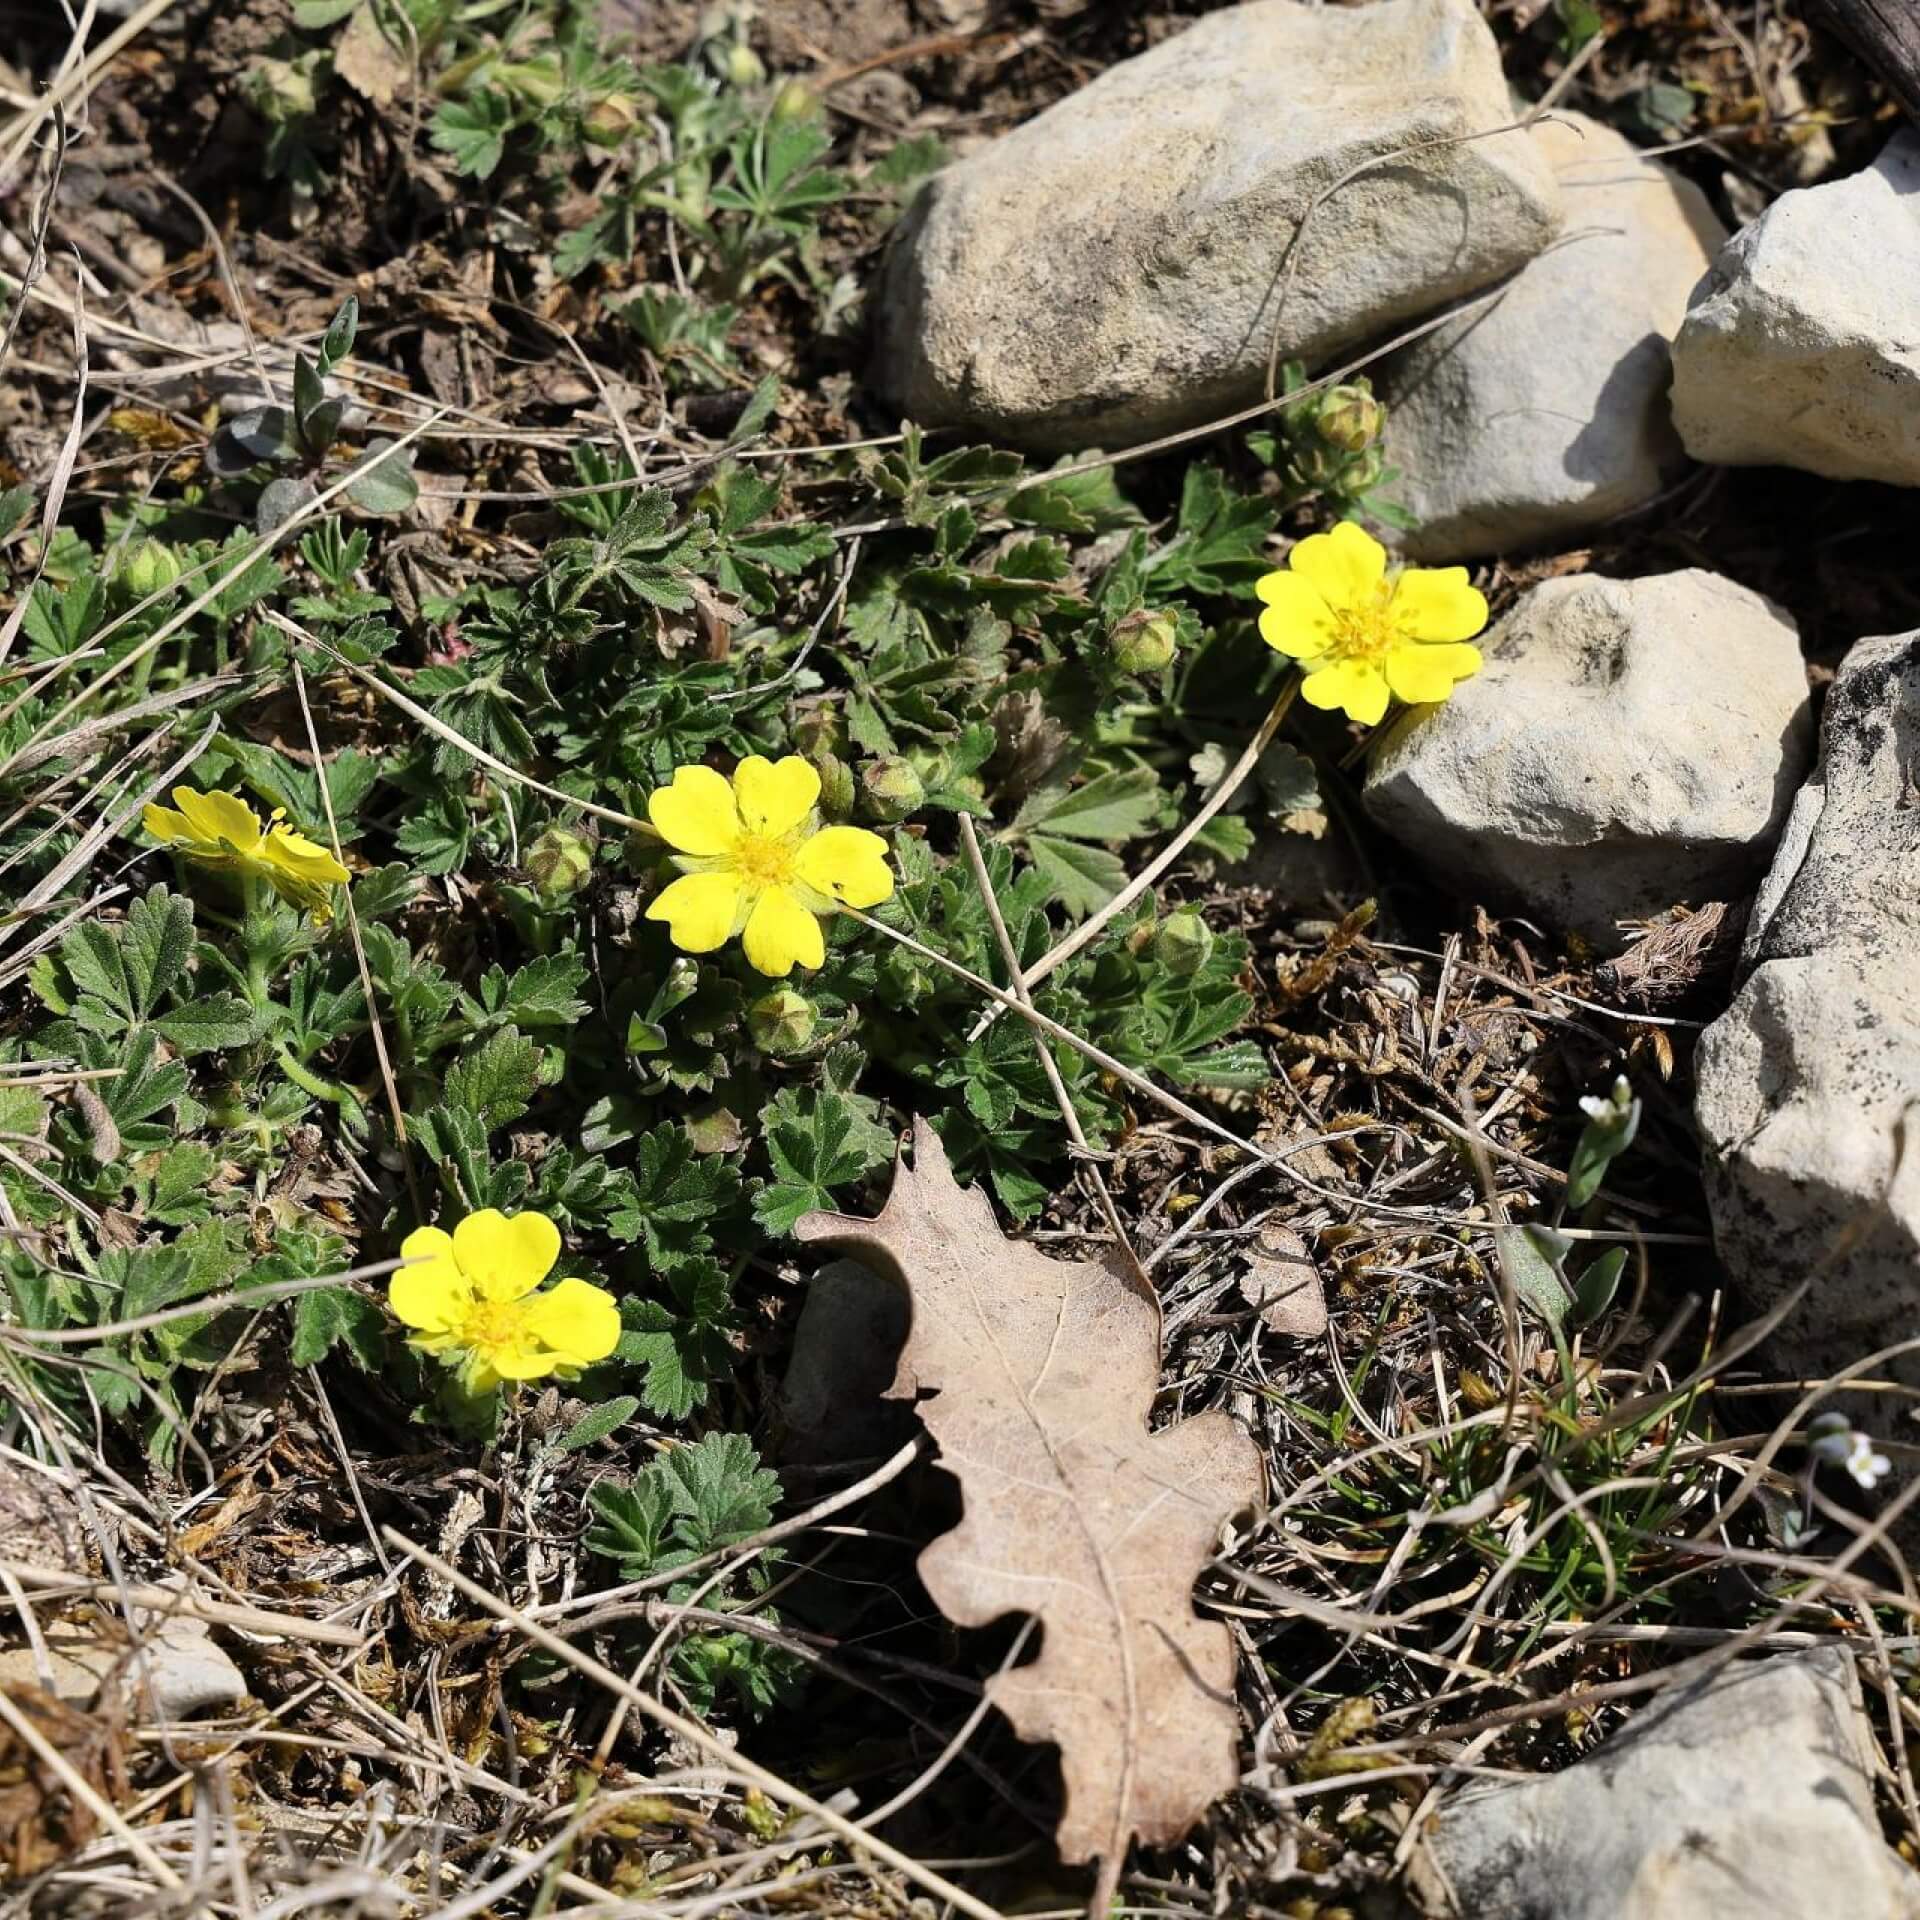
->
[[1254, 520, 1488, 726], [143, 786, 350, 917], [644, 755, 894, 978], [389, 1209, 620, 1395]]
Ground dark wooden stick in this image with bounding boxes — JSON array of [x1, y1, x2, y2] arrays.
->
[[1801, 0, 1920, 124]]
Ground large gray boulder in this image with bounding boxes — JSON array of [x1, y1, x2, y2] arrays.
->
[[1417, 1650, 1920, 1920], [1363, 570, 1812, 944], [1381, 113, 1726, 560], [1695, 629, 1920, 1397], [869, 0, 1561, 451], [1671, 132, 1920, 485]]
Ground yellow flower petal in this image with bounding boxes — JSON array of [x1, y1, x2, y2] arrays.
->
[[523, 1277, 622, 1369], [1254, 572, 1341, 663], [485, 1346, 551, 1383], [169, 788, 263, 854], [1302, 658, 1391, 726], [648, 870, 748, 953], [1385, 640, 1483, 706], [451, 1209, 561, 1304], [647, 764, 741, 856], [1285, 521, 1386, 613], [264, 823, 350, 886], [390, 1226, 469, 1332], [142, 804, 195, 848], [793, 825, 894, 909], [741, 885, 825, 977], [732, 755, 820, 837], [1389, 567, 1489, 643]]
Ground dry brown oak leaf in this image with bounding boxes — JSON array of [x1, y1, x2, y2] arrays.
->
[[795, 1120, 1264, 1869]]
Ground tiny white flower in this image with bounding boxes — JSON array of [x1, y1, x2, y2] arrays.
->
[[1845, 1433, 1892, 1490], [1579, 1095, 1613, 1124]]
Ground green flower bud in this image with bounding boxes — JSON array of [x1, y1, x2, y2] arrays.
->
[[813, 752, 855, 822], [770, 77, 820, 123], [1108, 608, 1178, 676], [791, 706, 845, 759], [749, 988, 817, 1055], [861, 756, 924, 823], [1314, 382, 1385, 456], [525, 826, 594, 904], [249, 56, 316, 119], [117, 538, 181, 601], [1153, 910, 1215, 978], [723, 41, 767, 88]]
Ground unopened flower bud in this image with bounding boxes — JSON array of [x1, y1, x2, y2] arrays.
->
[[582, 93, 639, 146], [1109, 608, 1178, 676], [861, 756, 924, 823], [813, 753, 855, 821], [1315, 382, 1385, 456], [770, 77, 819, 123], [118, 538, 181, 600], [250, 56, 316, 118], [525, 827, 594, 903], [1154, 910, 1215, 978], [749, 988, 816, 1055], [791, 706, 844, 759], [723, 41, 766, 88]]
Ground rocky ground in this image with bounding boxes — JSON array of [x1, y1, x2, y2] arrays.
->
[[2, 2, 1920, 1918]]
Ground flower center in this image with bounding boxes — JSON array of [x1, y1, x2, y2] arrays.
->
[[1327, 592, 1401, 663], [459, 1298, 533, 1357], [730, 831, 798, 890]]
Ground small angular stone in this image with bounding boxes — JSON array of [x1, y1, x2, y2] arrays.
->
[[1671, 131, 1920, 485]]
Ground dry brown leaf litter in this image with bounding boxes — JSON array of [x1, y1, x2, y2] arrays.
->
[[797, 1120, 1263, 1875]]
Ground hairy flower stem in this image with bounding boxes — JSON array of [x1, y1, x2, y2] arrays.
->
[[274, 1046, 356, 1113], [241, 873, 271, 1012]]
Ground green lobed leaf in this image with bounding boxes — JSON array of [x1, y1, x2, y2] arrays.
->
[[752, 1086, 893, 1237], [290, 1286, 386, 1370]]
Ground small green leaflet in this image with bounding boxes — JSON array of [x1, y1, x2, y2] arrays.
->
[[431, 95, 515, 179], [585, 1432, 783, 1577], [617, 1258, 736, 1419], [443, 1026, 543, 1127], [290, 1287, 387, 1370], [753, 1086, 894, 1237], [557, 1395, 640, 1452], [1013, 766, 1162, 845], [1012, 766, 1163, 917], [1027, 836, 1128, 919]]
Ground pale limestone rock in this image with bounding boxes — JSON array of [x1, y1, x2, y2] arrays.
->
[[1363, 571, 1811, 944], [870, 0, 1561, 451], [1418, 1651, 1920, 1920], [1671, 132, 1920, 485], [1381, 113, 1726, 559], [1695, 629, 1920, 1409]]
